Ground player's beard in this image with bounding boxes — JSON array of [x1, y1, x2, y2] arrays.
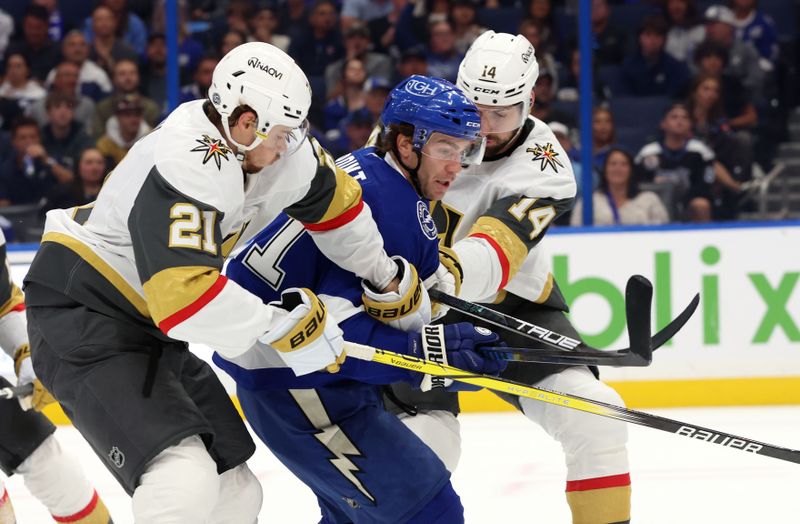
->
[[483, 127, 522, 159]]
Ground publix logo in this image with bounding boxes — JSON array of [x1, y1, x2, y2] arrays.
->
[[553, 246, 799, 348]]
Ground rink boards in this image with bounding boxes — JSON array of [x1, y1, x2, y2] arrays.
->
[[5, 221, 799, 419]]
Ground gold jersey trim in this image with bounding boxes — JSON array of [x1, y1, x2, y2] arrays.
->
[[142, 265, 221, 325], [468, 216, 528, 280]]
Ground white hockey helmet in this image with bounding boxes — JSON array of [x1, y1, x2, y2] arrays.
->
[[209, 41, 311, 153], [457, 31, 539, 131]]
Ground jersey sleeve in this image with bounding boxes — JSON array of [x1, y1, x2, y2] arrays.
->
[[128, 165, 278, 357], [284, 137, 397, 290], [0, 230, 27, 358]]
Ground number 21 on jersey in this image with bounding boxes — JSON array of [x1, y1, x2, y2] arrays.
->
[[168, 203, 218, 254]]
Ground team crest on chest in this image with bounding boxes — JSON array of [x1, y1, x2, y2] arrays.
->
[[417, 201, 437, 240], [527, 142, 564, 173], [191, 134, 232, 169]]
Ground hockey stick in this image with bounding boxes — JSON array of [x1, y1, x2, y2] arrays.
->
[[0, 383, 33, 400], [479, 344, 651, 367], [343, 341, 800, 465], [429, 275, 700, 360]]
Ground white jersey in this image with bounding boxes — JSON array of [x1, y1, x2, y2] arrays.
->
[[434, 116, 576, 303], [25, 100, 395, 357]]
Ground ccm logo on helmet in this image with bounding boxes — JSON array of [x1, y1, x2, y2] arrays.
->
[[247, 57, 284, 80], [474, 86, 500, 95], [405, 79, 438, 96]]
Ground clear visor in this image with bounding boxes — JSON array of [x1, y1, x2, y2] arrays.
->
[[420, 132, 486, 166], [477, 102, 526, 135], [256, 120, 310, 155]]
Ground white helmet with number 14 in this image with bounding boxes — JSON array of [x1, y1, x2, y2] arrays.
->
[[209, 42, 311, 153], [457, 31, 539, 119]]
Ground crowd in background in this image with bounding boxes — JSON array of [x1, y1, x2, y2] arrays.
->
[[0, 0, 797, 240]]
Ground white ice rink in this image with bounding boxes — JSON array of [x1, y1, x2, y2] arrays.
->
[[5, 406, 800, 523]]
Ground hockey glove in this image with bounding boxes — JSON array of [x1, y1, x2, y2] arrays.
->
[[362, 256, 431, 332], [13, 344, 56, 412], [407, 323, 507, 392], [259, 288, 346, 376], [427, 246, 463, 320]]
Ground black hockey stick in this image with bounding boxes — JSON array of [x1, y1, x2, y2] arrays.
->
[[344, 341, 800, 465], [480, 343, 652, 367], [0, 383, 33, 400], [429, 275, 700, 361]]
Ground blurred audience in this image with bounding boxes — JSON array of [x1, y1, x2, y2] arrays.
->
[[94, 58, 161, 137], [6, 5, 61, 82], [44, 147, 107, 211], [0, 53, 46, 111], [325, 21, 392, 99], [96, 94, 151, 164], [621, 15, 690, 98], [28, 61, 96, 133]]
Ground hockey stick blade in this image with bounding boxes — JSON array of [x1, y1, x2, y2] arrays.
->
[[429, 275, 698, 359], [0, 383, 33, 400], [481, 346, 650, 367], [344, 341, 800, 465]]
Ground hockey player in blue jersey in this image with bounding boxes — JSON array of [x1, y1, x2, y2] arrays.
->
[[214, 76, 502, 523]]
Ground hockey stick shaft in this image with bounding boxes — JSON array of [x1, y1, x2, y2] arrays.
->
[[0, 383, 33, 400], [481, 347, 650, 367], [343, 342, 800, 465]]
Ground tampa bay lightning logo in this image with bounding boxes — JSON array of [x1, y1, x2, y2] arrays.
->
[[417, 201, 437, 240]]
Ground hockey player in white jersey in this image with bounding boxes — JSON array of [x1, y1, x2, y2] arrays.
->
[[0, 230, 113, 524], [23, 42, 416, 522], [389, 32, 632, 523]]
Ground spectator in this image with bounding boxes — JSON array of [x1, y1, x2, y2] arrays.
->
[[364, 76, 392, 124], [94, 58, 161, 135], [325, 107, 375, 157], [558, 48, 607, 103], [340, 0, 393, 36], [249, 6, 290, 53], [323, 57, 368, 132], [0, 117, 71, 206], [276, 0, 309, 41], [179, 56, 217, 104], [223, 0, 253, 38], [6, 5, 61, 83], [148, 0, 204, 84], [395, 45, 428, 82], [572, 148, 669, 226], [532, 69, 576, 129], [47, 30, 112, 102], [588, 0, 627, 66], [687, 73, 754, 218], [141, 33, 168, 109], [31, 0, 64, 42], [450, 0, 486, 55], [219, 29, 248, 57], [425, 20, 463, 82], [288, 0, 343, 78], [86, 5, 138, 76], [693, 40, 755, 130], [0, 8, 14, 56], [519, 19, 559, 92], [592, 106, 616, 177], [524, 0, 558, 54], [96, 94, 151, 165], [84, 0, 148, 55], [663, 0, 705, 62], [0, 53, 47, 112], [324, 22, 393, 99], [44, 147, 107, 211], [700, 5, 765, 100], [621, 15, 691, 98], [28, 61, 96, 133], [730, 0, 778, 65], [635, 102, 740, 222], [40, 91, 93, 181]]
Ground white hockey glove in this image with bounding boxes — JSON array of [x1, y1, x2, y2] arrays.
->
[[259, 288, 346, 376], [14, 344, 56, 412], [362, 256, 431, 332], [427, 246, 463, 320]]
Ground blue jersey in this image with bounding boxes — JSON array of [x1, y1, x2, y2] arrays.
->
[[214, 146, 441, 390]]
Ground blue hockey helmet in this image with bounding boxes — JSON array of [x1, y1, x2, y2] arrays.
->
[[381, 75, 484, 165]]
